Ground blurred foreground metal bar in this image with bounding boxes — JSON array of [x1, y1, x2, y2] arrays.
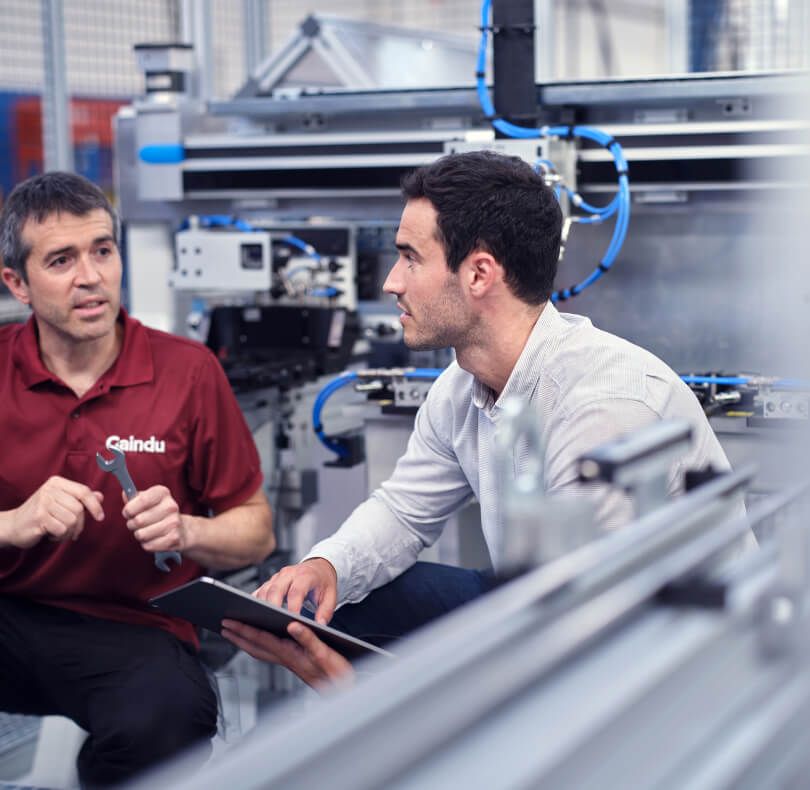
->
[[128, 443, 810, 790]]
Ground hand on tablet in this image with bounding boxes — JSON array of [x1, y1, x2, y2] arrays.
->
[[253, 558, 338, 625], [221, 618, 354, 691]]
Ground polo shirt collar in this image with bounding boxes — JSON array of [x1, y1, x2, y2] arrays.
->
[[472, 301, 567, 415], [13, 307, 154, 391]]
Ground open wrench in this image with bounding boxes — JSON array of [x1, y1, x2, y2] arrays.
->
[[95, 446, 182, 572]]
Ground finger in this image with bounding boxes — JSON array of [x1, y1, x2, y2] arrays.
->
[[221, 627, 281, 664], [64, 509, 85, 542], [127, 509, 180, 537], [45, 499, 82, 539], [288, 622, 353, 681], [45, 517, 72, 541], [260, 569, 297, 608], [122, 486, 173, 520], [222, 621, 308, 669], [123, 491, 178, 525], [71, 508, 85, 541], [51, 479, 105, 522], [251, 579, 274, 602], [129, 520, 164, 542], [314, 584, 337, 626], [133, 518, 182, 551], [125, 505, 180, 536], [222, 619, 283, 647], [77, 489, 104, 521], [221, 622, 329, 689], [285, 573, 319, 615]]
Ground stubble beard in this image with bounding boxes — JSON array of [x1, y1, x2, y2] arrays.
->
[[403, 287, 472, 352], [34, 295, 118, 347]]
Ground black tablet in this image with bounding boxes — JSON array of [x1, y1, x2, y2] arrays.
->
[[149, 576, 393, 660]]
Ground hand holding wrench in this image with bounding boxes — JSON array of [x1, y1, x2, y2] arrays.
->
[[95, 446, 182, 572]]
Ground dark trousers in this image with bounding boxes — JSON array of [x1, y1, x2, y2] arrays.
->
[[0, 595, 217, 788], [329, 561, 497, 647]]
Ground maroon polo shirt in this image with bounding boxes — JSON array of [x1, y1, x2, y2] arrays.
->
[[0, 308, 263, 648]]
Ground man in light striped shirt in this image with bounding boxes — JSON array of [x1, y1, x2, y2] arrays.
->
[[223, 150, 735, 688]]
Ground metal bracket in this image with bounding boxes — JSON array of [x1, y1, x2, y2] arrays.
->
[[578, 419, 693, 517]]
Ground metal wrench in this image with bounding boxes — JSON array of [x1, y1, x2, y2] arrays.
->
[[95, 446, 182, 572]]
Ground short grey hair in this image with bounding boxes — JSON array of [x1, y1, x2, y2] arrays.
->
[[0, 171, 120, 281]]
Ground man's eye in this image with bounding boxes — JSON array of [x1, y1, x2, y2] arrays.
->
[[50, 256, 68, 267], [97, 246, 112, 257]]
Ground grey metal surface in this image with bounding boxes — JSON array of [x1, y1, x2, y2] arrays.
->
[[180, 0, 214, 102], [539, 70, 809, 106], [558, 196, 806, 375], [40, 0, 73, 173], [242, 0, 267, 79], [123, 460, 808, 790], [244, 14, 478, 95]]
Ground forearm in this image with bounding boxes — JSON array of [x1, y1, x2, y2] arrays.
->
[[0, 509, 19, 548], [182, 488, 274, 570], [304, 495, 426, 605]]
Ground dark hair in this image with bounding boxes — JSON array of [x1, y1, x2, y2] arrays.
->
[[0, 171, 120, 281], [401, 150, 562, 304]]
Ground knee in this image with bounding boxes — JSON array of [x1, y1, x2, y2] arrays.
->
[[136, 673, 217, 749], [95, 669, 217, 761]]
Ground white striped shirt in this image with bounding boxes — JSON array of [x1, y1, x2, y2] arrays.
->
[[306, 303, 733, 606]]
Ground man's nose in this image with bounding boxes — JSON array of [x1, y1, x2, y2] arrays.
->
[[382, 260, 403, 295], [75, 254, 102, 285]]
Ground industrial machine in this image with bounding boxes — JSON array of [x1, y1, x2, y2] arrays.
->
[[111, 0, 810, 583], [114, 6, 809, 369], [108, 6, 810, 778]]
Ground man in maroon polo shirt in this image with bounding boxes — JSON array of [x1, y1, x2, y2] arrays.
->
[[0, 171, 275, 788]]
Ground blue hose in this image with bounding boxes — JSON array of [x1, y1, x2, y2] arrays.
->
[[313, 368, 809, 458], [313, 369, 445, 458], [681, 375, 810, 389], [280, 235, 322, 265], [312, 372, 359, 458], [476, 0, 630, 303]]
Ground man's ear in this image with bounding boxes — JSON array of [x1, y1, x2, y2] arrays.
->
[[1, 266, 31, 305], [463, 250, 500, 298]]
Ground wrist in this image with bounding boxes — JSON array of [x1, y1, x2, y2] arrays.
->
[[179, 513, 199, 553], [0, 508, 19, 549], [304, 556, 338, 585]]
